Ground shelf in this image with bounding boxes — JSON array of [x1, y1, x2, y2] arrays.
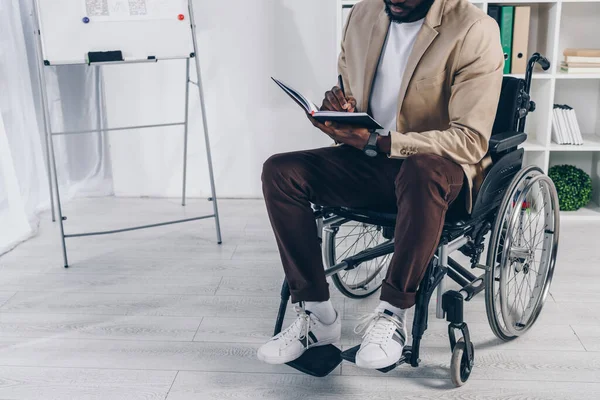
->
[[340, 1, 600, 7], [555, 72, 600, 79], [489, 0, 557, 3], [560, 202, 600, 221], [550, 134, 600, 151], [523, 141, 547, 150], [505, 73, 553, 79]]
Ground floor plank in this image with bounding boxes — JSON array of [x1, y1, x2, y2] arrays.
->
[[167, 371, 600, 400], [340, 345, 600, 383], [0, 273, 221, 295], [0, 293, 344, 319], [0, 313, 202, 342], [0, 293, 16, 309], [0, 338, 339, 376], [216, 276, 346, 298], [571, 325, 600, 352], [0, 366, 175, 400]]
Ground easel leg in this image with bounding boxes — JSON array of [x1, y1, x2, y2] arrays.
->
[[182, 59, 191, 207], [32, 0, 67, 265], [196, 69, 222, 245], [189, 1, 222, 245], [32, 0, 55, 222], [48, 134, 69, 268], [44, 131, 56, 222]]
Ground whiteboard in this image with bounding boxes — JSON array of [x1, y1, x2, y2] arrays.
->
[[35, 0, 195, 65]]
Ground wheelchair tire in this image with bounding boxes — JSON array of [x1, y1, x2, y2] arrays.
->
[[450, 338, 474, 387], [323, 220, 391, 299], [485, 166, 560, 341]]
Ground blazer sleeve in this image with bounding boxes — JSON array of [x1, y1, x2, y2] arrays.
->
[[389, 17, 504, 164], [337, 6, 356, 100]]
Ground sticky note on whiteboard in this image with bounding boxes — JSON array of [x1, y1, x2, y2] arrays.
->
[[84, 0, 185, 22]]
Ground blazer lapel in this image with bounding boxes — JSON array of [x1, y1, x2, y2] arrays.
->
[[361, 9, 390, 112], [395, 25, 438, 120], [396, 0, 446, 126]]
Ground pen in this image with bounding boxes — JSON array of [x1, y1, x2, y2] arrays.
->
[[338, 74, 346, 97]]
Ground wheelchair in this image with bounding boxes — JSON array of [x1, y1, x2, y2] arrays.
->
[[271, 53, 560, 387]]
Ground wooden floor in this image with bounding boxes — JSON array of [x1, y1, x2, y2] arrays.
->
[[0, 198, 598, 399]]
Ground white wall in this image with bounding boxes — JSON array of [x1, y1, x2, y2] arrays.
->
[[103, 0, 338, 198]]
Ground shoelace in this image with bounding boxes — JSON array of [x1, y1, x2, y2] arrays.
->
[[354, 311, 404, 346], [279, 305, 312, 348]]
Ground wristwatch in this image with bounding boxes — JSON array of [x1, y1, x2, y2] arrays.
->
[[363, 132, 379, 157]]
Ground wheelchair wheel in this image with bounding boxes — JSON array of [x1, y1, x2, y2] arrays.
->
[[450, 338, 474, 387], [323, 220, 391, 299], [485, 166, 560, 341]]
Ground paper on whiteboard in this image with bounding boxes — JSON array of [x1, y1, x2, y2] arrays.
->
[[84, 0, 184, 21]]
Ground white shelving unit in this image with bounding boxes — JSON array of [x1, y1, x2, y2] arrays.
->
[[337, 0, 600, 220]]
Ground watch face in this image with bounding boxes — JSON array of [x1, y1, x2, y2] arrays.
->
[[365, 148, 378, 157]]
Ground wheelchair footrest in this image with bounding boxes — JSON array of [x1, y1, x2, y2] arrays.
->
[[340, 345, 410, 373], [286, 344, 342, 377]]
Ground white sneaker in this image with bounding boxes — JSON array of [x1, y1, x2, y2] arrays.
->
[[354, 309, 407, 370], [257, 305, 342, 364]]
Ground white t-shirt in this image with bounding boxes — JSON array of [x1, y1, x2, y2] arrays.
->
[[370, 18, 425, 135]]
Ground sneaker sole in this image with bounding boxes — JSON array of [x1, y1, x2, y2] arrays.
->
[[257, 335, 340, 365], [355, 346, 405, 370], [355, 356, 401, 370]]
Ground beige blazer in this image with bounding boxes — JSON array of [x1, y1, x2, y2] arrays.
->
[[339, 0, 504, 212]]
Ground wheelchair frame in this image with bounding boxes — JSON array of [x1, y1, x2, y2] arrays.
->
[[269, 53, 557, 385], [273, 206, 483, 376]]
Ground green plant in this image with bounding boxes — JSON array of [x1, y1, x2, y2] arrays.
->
[[548, 165, 592, 211]]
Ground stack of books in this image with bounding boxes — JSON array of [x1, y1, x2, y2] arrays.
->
[[552, 104, 583, 145], [561, 49, 600, 74], [488, 6, 531, 74]]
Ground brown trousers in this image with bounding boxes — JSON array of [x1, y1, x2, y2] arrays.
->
[[261, 145, 466, 309]]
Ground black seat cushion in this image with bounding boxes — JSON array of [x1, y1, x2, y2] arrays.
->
[[328, 207, 469, 230]]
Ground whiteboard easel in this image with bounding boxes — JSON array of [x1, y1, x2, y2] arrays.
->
[[32, 0, 222, 268]]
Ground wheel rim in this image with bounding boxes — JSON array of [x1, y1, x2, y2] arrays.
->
[[497, 174, 559, 336], [326, 221, 391, 295]]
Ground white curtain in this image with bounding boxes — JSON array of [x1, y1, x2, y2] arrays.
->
[[0, 0, 111, 255]]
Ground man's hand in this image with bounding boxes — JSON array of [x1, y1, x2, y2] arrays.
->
[[320, 86, 357, 112], [308, 115, 370, 150]]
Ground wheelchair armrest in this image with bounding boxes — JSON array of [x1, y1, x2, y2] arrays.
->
[[489, 131, 527, 153]]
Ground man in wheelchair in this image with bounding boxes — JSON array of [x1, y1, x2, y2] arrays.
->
[[258, 0, 505, 369]]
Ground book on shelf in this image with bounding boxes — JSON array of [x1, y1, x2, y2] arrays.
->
[[489, 5, 531, 74], [487, 5, 501, 26], [511, 7, 530, 74], [561, 63, 600, 74], [499, 6, 514, 75], [562, 48, 600, 72], [564, 49, 600, 58], [565, 56, 600, 64], [552, 105, 583, 145]]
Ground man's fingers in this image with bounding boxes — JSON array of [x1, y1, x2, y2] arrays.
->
[[347, 97, 357, 113], [324, 121, 340, 130], [332, 87, 349, 110], [307, 114, 335, 135], [321, 99, 335, 112], [325, 91, 343, 111], [307, 114, 321, 128]]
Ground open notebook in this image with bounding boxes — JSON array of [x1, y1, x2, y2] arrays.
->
[[272, 78, 383, 131]]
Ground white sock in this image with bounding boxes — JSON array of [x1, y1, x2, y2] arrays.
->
[[305, 300, 337, 325], [376, 301, 408, 322]]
